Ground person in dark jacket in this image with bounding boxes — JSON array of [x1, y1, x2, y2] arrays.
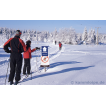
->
[[55, 41, 56, 45], [3, 30, 26, 85], [23, 40, 40, 77]]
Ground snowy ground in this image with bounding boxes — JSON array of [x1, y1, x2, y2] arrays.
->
[[0, 41, 106, 85]]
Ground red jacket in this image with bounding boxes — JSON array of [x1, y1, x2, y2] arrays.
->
[[23, 46, 35, 59], [59, 43, 62, 47]]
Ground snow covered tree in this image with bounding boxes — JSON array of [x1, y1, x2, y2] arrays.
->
[[2, 27, 7, 40], [82, 27, 88, 44], [48, 33, 53, 43], [91, 29, 96, 44], [76, 33, 82, 44], [0, 28, 2, 34], [51, 28, 58, 43], [1, 26, 106, 45], [27, 30, 31, 40], [84, 28, 96, 44], [58, 28, 77, 44]]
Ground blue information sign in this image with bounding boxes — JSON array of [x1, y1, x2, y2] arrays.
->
[[42, 46, 48, 56]]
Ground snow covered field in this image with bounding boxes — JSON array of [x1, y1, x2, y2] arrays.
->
[[0, 41, 106, 85]]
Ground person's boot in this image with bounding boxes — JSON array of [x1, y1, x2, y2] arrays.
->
[[10, 81, 13, 85], [14, 81, 18, 85]]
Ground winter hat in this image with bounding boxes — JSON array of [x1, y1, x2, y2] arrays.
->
[[26, 40, 31, 50], [26, 40, 31, 44], [16, 30, 22, 35]]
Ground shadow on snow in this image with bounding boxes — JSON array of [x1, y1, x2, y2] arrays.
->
[[39, 61, 81, 70], [49, 61, 81, 68], [35, 66, 94, 79], [22, 65, 94, 83], [0, 54, 10, 57], [0, 75, 6, 79]]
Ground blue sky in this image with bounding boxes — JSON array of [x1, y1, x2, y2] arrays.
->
[[0, 20, 106, 33]]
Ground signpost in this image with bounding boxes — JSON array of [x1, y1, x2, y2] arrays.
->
[[40, 46, 50, 72], [95, 27, 101, 45]]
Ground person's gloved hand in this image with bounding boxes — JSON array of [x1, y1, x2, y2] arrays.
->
[[5, 50, 11, 53], [36, 47, 40, 50]]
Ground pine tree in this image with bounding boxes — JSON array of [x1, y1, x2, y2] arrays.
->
[[92, 29, 96, 44], [82, 27, 88, 44]]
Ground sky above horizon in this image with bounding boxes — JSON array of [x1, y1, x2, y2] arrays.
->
[[0, 20, 106, 33]]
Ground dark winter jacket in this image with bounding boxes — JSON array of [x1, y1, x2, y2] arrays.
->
[[23, 45, 35, 59], [3, 36, 26, 53]]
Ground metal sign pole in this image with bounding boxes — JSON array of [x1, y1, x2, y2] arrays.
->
[[45, 67, 46, 72]]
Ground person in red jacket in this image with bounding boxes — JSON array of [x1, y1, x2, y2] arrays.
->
[[59, 42, 62, 50], [23, 40, 40, 77]]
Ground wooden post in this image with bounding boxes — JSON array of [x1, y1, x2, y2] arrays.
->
[[95, 27, 101, 45]]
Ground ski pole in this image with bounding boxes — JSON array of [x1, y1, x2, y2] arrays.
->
[[30, 69, 32, 80], [38, 50, 41, 72], [35, 51, 38, 72], [36, 50, 40, 72], [30, 58, 32, 80], [35, 51, 37, 72], [5, 58, 10, 85]]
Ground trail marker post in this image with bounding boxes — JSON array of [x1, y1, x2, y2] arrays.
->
[[40, 46, 50, 72], [95, 27, 101, 45]]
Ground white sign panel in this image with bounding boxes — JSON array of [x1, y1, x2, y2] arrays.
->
[[40, 46, 49, 67]]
